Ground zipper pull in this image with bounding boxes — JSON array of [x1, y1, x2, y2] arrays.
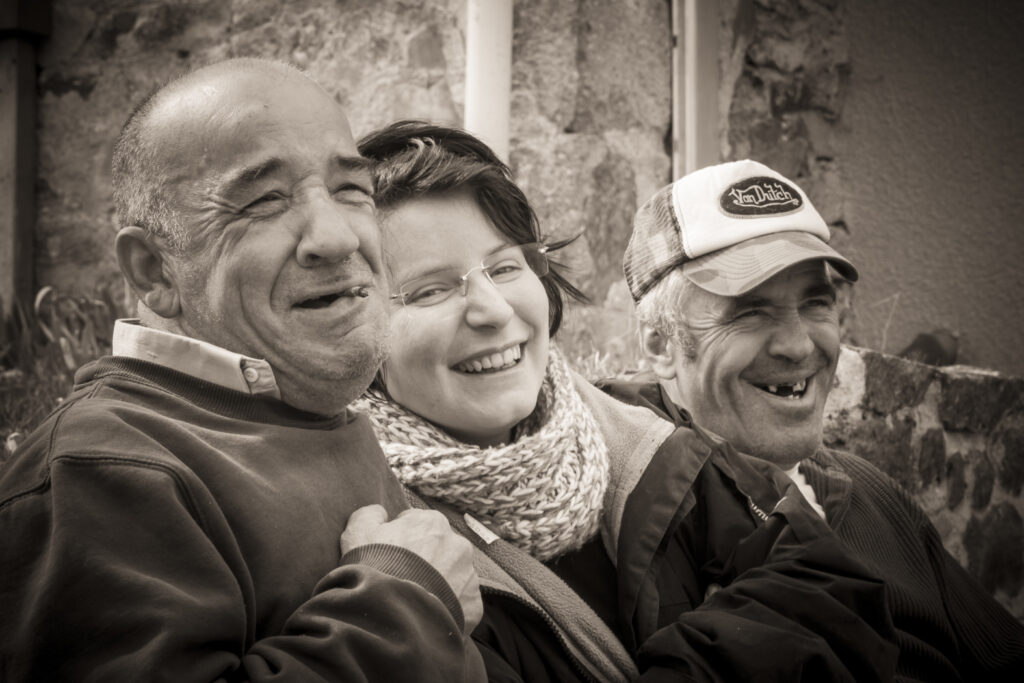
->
[[464, 513, 500, 544]]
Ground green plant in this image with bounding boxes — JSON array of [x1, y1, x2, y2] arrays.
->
[[1, 283, 125, 458]]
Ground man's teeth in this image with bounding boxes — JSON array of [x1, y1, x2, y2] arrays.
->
[[455, 346, 523, 373], [762, 378, 808, 398]]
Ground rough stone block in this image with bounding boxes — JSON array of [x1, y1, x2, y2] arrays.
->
[[939, 370, 1024, 433], [994, 407, 1024, 496], [862, 351, 936, 414], [581, 152, 636, 301], [963, 503, 1023, 598], [972, 453, 995, 510], [945, 452, 966, 510], [917, 428, 946, 489]]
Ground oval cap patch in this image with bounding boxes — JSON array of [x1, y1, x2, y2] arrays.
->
[[720, 176, 803, 216]]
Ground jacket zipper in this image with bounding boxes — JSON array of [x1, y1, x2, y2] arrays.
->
[[748, 497, 770, 521], [480, 585, 600, 683]]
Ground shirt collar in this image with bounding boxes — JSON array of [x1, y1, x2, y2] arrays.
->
[[112, 319, 281, 400]]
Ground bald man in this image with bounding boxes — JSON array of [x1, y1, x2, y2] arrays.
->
[[0, 59, 483, 682]]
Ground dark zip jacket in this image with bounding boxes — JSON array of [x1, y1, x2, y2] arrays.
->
[[426, 373, 899, 681], [603, 376, 1024, 682]]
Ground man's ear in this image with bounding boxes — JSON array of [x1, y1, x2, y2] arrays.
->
[[639, 323, 678, 381], [115, 226, 181, 318]]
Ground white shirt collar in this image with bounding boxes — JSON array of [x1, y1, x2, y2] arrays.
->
[[785, 463, 827, 520], [112, 319, 280, 400]]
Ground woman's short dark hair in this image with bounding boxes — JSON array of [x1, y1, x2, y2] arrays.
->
[[357, 120, 588, 337]]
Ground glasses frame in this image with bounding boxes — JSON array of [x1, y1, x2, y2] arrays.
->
[[390, 242, 550, 307]]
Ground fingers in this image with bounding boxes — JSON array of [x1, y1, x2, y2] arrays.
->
[[340, 504, 390, 555], [348, 503, 390, 527], [340, 506, 483, 635]]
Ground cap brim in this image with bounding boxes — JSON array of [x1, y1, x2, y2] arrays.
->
[[682, 230, 859, 296]]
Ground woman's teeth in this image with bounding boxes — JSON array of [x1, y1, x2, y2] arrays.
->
[[455, 345, 523, 373], [760, 378, 808, 398]]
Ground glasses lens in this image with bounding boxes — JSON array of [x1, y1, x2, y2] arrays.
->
[[395, 270, 462, 307]]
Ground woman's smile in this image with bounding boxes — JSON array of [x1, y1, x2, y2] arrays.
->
[[452, 343, 525, 374]]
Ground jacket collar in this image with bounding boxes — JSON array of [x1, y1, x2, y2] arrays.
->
[[571, 373, 676, 564], [800, 448, 854, 526]]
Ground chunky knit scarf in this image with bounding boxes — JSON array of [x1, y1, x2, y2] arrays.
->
[[353, 345, 609, 561]]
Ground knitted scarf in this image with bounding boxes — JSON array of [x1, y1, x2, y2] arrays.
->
[[353, 345, 609, 561]]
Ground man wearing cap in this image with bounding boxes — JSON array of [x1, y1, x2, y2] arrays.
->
[[607, 159, 1024, 680]]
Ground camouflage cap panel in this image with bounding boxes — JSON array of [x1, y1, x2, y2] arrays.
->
[[623, 184, 685, 302]]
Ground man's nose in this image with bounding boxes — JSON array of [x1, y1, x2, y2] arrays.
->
[[767, 313, 815, 362], [295, 194, 361, 267], [463, 272, 514, 329]]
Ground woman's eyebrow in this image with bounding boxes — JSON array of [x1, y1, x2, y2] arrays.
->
[[485, 242, 517, 256], [394, 243, 515, 283]]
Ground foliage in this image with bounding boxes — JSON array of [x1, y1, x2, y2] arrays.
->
[[1, 284, 126, 458]]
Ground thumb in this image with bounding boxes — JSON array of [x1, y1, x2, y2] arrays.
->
[[346, 504, 390, 531], [340, 504, 390, 556]]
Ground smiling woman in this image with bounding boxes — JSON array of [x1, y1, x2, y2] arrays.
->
[[351, 121, 901, 683], [379, 192, 553, 447]]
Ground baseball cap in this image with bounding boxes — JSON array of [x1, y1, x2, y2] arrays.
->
[[623, 159, 858, 302]]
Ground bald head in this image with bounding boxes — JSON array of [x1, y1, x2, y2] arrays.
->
[[111, 58, 328, 253]]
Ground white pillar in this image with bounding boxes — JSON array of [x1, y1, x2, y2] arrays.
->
[[672, 0, 719, 178], [464, 0, 513, 163]]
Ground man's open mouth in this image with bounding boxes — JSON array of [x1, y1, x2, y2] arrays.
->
[[295, 286, 368, 309], [453, 344, 523, 374], [753, 378, 809, 399]]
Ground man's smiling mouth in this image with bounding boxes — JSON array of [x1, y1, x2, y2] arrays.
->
[[752, 377, 809, 399], [295, 286, 369, 309], [453, 344, 523, 374]]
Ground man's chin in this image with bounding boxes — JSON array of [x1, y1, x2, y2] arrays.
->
[[279, 339, 387, 415], [747, 429, 823, 467]]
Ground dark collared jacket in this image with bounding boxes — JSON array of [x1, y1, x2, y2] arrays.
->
[[605, 377, 1024, 682]]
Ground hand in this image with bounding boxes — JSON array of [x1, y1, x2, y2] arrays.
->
[[341, 505, 483, 633]]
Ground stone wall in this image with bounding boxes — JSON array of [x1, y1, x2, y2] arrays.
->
[[826, 346, 1024, 618], [35, 0, 471, 297]]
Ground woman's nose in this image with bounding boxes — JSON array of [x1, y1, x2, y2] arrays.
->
[[462, 271, 514, 328]]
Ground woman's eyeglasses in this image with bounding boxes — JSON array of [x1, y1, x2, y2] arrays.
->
[[390, 242, 549, 308]]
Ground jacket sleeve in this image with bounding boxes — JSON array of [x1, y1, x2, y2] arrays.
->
[[0, 457, 485, 683], [636, 486, 899, 683], [908, 492, 1024, 676]]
